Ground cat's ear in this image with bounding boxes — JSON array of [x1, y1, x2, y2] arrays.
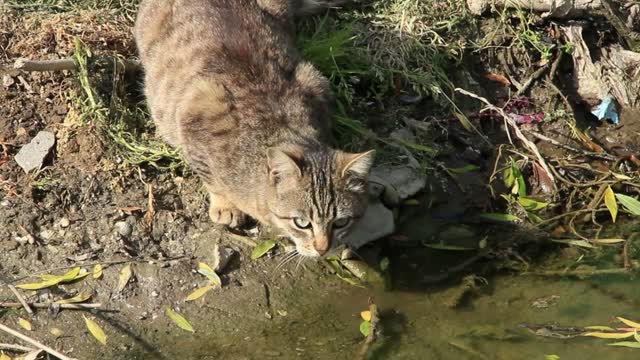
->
[[337, 150, 376, 179], [267, 148, 302, 184]]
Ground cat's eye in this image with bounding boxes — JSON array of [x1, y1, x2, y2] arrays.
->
[[333, 217, 351, 229], [293, 217, 311, 229]]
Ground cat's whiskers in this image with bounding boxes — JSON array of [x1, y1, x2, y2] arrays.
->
[[294, 254, 308, 273], [274, 250, 299, 272]]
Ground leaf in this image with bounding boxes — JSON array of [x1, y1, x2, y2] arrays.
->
[[615, 194, 640, 216], [83, 315, 107, 345], [479, 213, 521, 223], [18, 318, 32, 331], [592, 238, 626, 245], [55, 293, 92, 304], [197, 262, 222, 286], [359, 320, 371, 337], [423, 242, 476, 251], [379, 257, 390, 271], [58, 267, 82, 282], [545, 356, 560, 360], [551, 239, 596, 249], [185, 286, 215, 302], [585, 326, 615, 331], [93, 264, 103, 279], [604, 186, 618, 223], [583, 331, 635, 339], [448, 164, 480, 174], [453, 112, 473, 132], [484, 72, 510, 85], [360, 311, 372, 321], [617, 317, 640, 329], [403, 199, 420, 206], [166, 307, 194, 333], [116, 264, 133, 293], [251, 240, 277, 260], [612, 173, 632, 180], [608, 341, 640, 348], [21, 267, 84, 289], [0, 353, 11, 360], [397, 139, 438, 157], [518, 197, 549, 211], [15, 279, 60, 290]]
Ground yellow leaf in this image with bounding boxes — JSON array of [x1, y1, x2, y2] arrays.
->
[[83, 315, 107, 345], [55, 293, 92, 304], [15, 279, 59, 290], [185, 286, 215, 302], [116, 264, 133, 293], [166, 307, 194, 333], [583, 332, 635, 339], [50, 328, 63, 337], [360, 310, 372, 322], [454, 112, 473, 132], [612, 173, 632, 180], [197, 262, 221, 286], [0, 352, 11, 360], [604, 186, 618, 223], [93, 264, 103, 279], [592, 238, 626, 245], [18, 318, 32, 331], [617, 317, 640, 329]]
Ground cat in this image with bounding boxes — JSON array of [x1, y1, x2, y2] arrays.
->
[[134, 0, 374, 257]]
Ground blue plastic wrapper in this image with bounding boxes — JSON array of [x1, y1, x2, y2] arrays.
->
[[591, 95, 619, 125]]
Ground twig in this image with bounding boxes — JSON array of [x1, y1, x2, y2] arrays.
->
[[515, 62, 551, 97], [14, 58, 76, 72], [7, 285, 33, 315], [0, 343, 35, 353], [0, 323, 77, 360], [455, 88, 557, 190], [225, 232, 258, 248], [357, 299, 380, 359], [526, 131, 617, 161], [0, 302, 104, 310]]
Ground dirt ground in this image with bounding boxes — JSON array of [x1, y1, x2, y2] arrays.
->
[[2, 2, 640, 360]]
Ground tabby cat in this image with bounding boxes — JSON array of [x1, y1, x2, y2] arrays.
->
[[134, 0, 375, 257]]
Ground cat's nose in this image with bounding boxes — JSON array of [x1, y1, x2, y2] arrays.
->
[[313, 235, 330, 256]]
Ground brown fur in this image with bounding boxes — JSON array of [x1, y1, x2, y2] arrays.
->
[[134, 0, 374, 257]]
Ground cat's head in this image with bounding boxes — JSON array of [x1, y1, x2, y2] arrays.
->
[[265, 147, 375, 257]]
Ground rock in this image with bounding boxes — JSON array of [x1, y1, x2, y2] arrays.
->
[[3, 74, 15, 88], [14, 131, 56, 173], [370, 165, 426, 200], [343, 200, 395, 250], [115, 221, 133, 237], [211, 244, 234, 273], [59, 217, 70, 228]]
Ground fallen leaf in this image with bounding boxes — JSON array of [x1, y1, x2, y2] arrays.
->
[[484, 72, 511, 85], [611, 173, 633, 180], [359, 321, 371, 337], [251, 240, 277, 260], [360, 311, 372, 322], [0, 353, 11, 360], [518, 197, 549, 211], [116, 263, 133, 293], [197, 262, 221, 286], [93, 264, 103, 279], [551, 239, 596, 249], [55, 293, 92, 304], [166, 307, 194, 333], [545, 355, 560, 360], [615, 194, 640, 216], [83, 315, 107, 345], [617, 317, 640, 329], [448, 164, 480, 174], [479, 213, 521, 222], [608, 341, 640, 348], [18, 318, 32, 331], [143, 184, 155, 230], [50, 328, 63, 337], [585, 326, 615, 331], [403, 199, 420, 206], [397, 139, 438, 156], [423, 242, 477, 251], [604, 186, 618, 223], [185, 285, 215, 302], [18, 267, 83, 289], [592, 238, 626, 245], [573, 127, 604, 152], [583, 331, 635, 339]]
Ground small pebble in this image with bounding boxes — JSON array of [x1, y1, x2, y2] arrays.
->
[[59, 217, 70, 228], [115, 221, 133, 237], [151, 291, 159, 297]]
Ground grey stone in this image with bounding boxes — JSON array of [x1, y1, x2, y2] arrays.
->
[[14, 131, 56, 173], [211, 244, 234, 273], [115, 221, 133, 237]]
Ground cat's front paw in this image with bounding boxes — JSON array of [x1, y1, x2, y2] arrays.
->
[[209, 205, 247, 228]]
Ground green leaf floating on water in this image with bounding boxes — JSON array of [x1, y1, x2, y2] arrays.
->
[[251, 240, 277, 260], [166, 307, 194, 333], [359, 321, 371, 337], [615, 193, 640, 216]]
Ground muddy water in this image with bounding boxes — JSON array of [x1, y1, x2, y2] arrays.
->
[[142, 255, 639, 360]]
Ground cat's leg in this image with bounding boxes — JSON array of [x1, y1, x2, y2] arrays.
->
[[208, 191, 247, 228], [293, 0, 349, 16]]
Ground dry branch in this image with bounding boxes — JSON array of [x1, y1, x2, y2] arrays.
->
[[467, 0, 602, 17], [8, 284, 33, 315], [0, 302, 103, 310], [0, 343, 36, 353], [0, 323, 77, 360], [13, 58, 76, 72]]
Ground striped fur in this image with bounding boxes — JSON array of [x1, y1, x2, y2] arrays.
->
[[134, 0, 372, 257]]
